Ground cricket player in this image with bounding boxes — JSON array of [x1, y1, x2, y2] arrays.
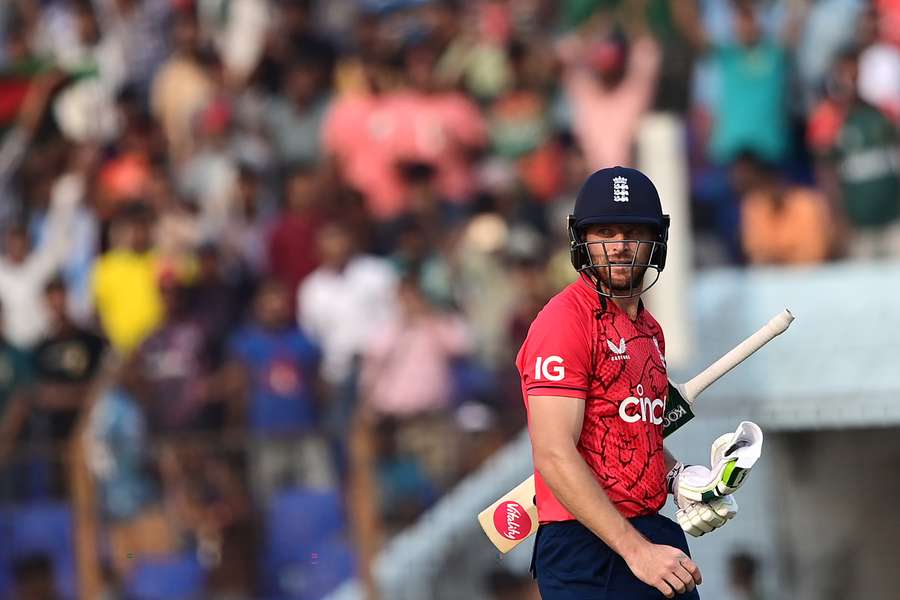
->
[[519, 167, 737, 598]]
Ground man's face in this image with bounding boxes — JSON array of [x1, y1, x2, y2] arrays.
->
[[4, 229, 30, 263], [584, 223, 656, 293], [255, 283, 290, 329], [734, 7, 761, 47], [317, 225, 354, 267], [45, 286, 68, 322]]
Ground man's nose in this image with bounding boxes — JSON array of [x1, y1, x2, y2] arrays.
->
[[605, 236, 633, 258]]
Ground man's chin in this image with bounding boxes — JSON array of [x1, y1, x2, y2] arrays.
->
[[596, 273, 647, 293]]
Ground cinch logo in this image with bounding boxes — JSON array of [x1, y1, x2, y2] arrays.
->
[[493, 500, 532, 541], [606, 337, 630, 361], [535, 356, 565, 381], [619, 384, 664, 425], [613, 175, 630, 202]]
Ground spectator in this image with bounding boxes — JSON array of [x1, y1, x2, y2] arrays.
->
[[388, 216, 454, 308], [322, 52, 407, 221], [133, 273, 223, 434], [733, 152, 832, 265], [689, 0, 801, 166], [359, 275, 471, 419], [23, 277, 105, 494], [93, 0, 172, 95], [808, 48, 900, 259], [388, 38, 488, 205], [40, 150, 101, 326], [226, 278, 333, 499], [298, 221, 397, 389], [190, 242, 241, 355], [857, 2, 900, 121], [267, 165, 325, 298], [725, 551, 763, 600], [158, 441, 255, 597], [222, 164, 274, 281], [150, 7, 215, 163], [557, 23, 661, 169], [264, 40, 335, 165], [177, 94, 242, 240], [47, 0, 126, 144], [150, 168, 203, 274], [0, 301, 32, 494], [796, 0, 864, 112], [86, 354, 177, 579], [91, 203, 163, 353], [0, 174, 79, 348]]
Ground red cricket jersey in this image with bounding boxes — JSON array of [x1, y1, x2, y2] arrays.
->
[[516, 277, 669, 522]]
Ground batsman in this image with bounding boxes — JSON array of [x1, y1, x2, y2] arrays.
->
[[519, 166, 762, 598]]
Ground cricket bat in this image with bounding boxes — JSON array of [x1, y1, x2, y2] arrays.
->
[[478, 309, 795, 553]]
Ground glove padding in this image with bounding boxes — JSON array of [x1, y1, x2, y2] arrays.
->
[[675, 493, 738, 537], [677, 421, 763, 503], [673, 464, 739, 537]]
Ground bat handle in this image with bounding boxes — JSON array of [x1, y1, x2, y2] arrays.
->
[[684, 309, 794, 401]]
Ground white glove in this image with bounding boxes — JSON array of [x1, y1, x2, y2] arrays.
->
[[665, 421, 764, 539], [676, 421, 763, 503], [676, 492, 738, 537], [668, 463, 738, 537]]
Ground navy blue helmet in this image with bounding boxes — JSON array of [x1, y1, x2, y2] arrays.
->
[[568, 166, 670, 298]]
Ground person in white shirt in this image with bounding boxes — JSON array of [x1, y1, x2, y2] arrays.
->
[[297, 222, 397, 388], [0, 173, 80, 348]]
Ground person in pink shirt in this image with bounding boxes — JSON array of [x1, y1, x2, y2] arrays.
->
[[359, 275, 471, 418], [558, 26, 661, 170], [387, 39, 488, 206], [321, 54, 408, 221], [324, 40, 487, 222]]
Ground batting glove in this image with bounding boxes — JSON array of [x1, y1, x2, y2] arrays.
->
[[675, 421, 764, 503], [669, 462, 738, 537]]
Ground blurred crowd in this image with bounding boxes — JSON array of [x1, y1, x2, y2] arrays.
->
[[0, 0, 897, 598]]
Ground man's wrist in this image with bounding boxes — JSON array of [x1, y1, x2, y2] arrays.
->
[[666, 461, 685, 495], [610, 522, 648, 563]]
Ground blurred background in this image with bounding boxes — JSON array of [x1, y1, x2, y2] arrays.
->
[[0, 0, 897, 598]]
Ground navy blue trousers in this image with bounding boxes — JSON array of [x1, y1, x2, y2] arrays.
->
[[531, 514, 701, 599]]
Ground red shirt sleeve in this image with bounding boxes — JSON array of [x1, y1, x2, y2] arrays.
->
[[517, 301, 592, 399]]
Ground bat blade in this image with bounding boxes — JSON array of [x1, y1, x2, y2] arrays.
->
[[476, 475, 539, 553], [477, 309, 795, 553]]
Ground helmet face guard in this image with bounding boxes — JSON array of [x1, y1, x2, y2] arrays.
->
[[568, 214, 670, 299]]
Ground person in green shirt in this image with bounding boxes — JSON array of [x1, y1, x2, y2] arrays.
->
[[681, 0, 806, 166], [808, 48, 900, 259]]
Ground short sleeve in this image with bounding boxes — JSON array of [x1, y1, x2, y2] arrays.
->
[[517, 302, 592, 399]]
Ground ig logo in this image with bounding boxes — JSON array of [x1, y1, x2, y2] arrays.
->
[[535, 356, 565, 381]]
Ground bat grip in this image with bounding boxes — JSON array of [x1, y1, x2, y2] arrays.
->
[[684, 309, 794, 401]]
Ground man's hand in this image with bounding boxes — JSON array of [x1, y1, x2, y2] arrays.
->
[[677, 421, 763, 503], [623, 541, 702, 598]]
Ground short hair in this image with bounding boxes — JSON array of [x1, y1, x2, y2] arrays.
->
[[45, 275, 67, 295], [12, 553, 54, 582]]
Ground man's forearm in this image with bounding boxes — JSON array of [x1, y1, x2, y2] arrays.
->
[[536, 447, 646, 559]]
